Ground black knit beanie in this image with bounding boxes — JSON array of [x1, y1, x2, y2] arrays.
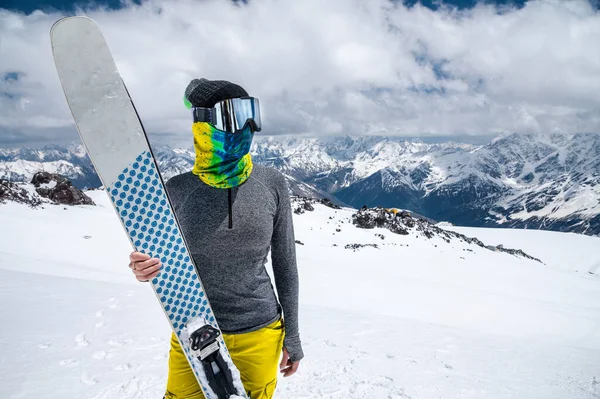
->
[[185, 78, 249, 108]]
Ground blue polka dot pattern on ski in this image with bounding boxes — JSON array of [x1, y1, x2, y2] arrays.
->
[[107, 150, 224, 397]]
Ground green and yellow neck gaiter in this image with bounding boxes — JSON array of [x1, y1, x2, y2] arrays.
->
[[191, 122, 254, 189]]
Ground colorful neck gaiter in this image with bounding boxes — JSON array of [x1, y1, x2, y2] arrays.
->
[[191, 122, 254, 189]]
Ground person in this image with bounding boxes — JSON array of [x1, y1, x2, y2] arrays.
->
[[127, 78, 303, 399]]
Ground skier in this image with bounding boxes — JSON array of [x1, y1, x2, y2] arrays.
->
[[127, 78, 303, 399]]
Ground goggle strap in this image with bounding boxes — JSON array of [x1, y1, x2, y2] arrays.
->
[[192, 107, 215, 124]]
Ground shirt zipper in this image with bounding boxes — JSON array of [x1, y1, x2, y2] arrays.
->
[[228, 188, 233, 229]]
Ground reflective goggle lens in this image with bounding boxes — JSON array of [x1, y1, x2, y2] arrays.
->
[[188, 97, 261, 134]]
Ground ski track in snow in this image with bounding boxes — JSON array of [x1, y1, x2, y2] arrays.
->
[[0, 191, 599, 398]]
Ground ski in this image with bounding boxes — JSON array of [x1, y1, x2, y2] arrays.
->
[[50, 16, 247, 399]]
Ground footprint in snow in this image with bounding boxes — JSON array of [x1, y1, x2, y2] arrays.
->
[[114, 362, 139, 371], [38, 342, 52, 349], [59, 359, 79, 366], [436, 343, 457, 354], [95, 310, 106, 327], [92, 351, 110, 360], [107, 338, 133, 347], [372, 375, 394, 386], [352, 329, 376, 337], [153, 353, 168, 360], [442, 361, 454, 370], [354, 377, 410, 399], [82, 376, 164, 399], [108, 297, 119, 309], [75, 333, 90, 347], [81, 371, 98, 385]]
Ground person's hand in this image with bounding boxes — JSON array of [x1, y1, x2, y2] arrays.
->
[[279, 347, 300, 377], [128, 251, 162, 282]]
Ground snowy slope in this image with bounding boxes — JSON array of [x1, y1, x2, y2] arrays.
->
[[1, 191, 599, 399]]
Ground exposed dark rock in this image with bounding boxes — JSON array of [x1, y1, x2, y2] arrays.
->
[[319, 198, 341, 209], [345, 243, 379, 251], [0, 179, 42, 207], [352, 211, 375, 229], [291, 196, 343, 214], [290, 195, 543, 262], [401, 213, 415, 228], [293, 198, 314, 214], [31, 172, 94, 206], [351, 206, 542, 263], [352, 207, 409, 235]]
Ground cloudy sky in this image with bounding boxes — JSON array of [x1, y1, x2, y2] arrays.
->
[[1, 0, 599, 148]]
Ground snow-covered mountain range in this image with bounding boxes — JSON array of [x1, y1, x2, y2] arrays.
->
[[252, 133, 600, 236], [2, 132, 599, 235], [0, 144, 101, 189]]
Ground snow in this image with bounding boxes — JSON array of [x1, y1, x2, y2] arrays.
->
[[0, 159, 85, 182], [4, 133, 600, 232], [254, 133, 600, 228], [0, 192, 599, 398], [39, 181, 57, 189], [446, 225, 600, 274], [509, 181, 600, 220]]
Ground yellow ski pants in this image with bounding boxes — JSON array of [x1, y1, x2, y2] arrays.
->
[[164, 318, 285, 399]]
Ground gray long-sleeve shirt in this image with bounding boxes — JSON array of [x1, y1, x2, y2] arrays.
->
[[165, 164, 303, 361]]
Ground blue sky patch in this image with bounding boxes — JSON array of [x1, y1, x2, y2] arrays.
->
[[1, 72, 24, 100], [3, 0, 532, 14], [1, 0, 141, 13], [3, 72, 23, 82]]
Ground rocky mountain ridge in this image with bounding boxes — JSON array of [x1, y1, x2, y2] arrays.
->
[[290, 196, 542, 263], [0, 172, 94, 207], [1, 132, 599, 235]]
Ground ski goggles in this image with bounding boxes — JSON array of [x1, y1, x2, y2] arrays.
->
[[185, 96, 262, 134]]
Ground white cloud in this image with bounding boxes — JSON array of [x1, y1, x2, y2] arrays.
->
[[0, 0, 599, 146]]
